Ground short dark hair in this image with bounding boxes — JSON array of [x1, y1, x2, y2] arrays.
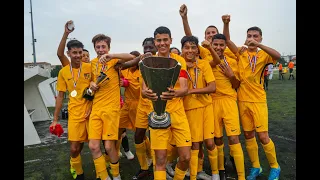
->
[[205, 25, 219, 34], [247, 26, 262, 36], [212, 34, 227, 42], [130, 51, 140, 57], [180, 36, 199, 49], [92, 34, 111, 48], [142, 37, 154, 46], [66, 40, 84, 50], [154, 26, 171, 38], [83, 49, 89, 53]]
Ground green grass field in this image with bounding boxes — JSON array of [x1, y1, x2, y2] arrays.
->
[[24, 71, 296, 180]]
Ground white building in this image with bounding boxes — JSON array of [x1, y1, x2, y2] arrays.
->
[[24, 62, 52, 74]]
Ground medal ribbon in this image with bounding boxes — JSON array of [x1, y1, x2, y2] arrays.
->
[[223, 56, 229, 67], [247, 49, 260, 73], [186, 59, 198, 89], [96, 61, 107, 75], [69, 62, 82, 89]]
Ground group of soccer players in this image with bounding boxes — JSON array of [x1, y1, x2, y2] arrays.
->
[[50, 4, 282, 180]]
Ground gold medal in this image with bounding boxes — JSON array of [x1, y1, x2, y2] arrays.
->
[[69, 62, 82, 98], [70, 90, 77, 97]]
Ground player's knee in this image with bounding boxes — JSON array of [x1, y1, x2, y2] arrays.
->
[[104, 141, 116, 153], [70, 144, 81, 157], [205, 139, 215, 151], [257, 132, 270, 145], [178, 151, 191, 165], [228, 136, 240, 145], [89, 141, 101, 153], [155, 151, 167, 167], [244, 131, 255, 139], [214, 137, 224, 146], [191, 142, 200, 150]]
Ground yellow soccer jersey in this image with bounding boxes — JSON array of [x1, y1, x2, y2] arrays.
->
[[183, 60, 215, 110], [56, 62, 92, 122], [237, 49, 276, 102]]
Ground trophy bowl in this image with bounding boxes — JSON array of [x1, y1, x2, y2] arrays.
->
[[139, 56, 181, 129]]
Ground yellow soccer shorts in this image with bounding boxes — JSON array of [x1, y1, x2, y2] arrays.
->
[[213, 98, 241, 137], [68, 120, 88, 142], [185, 104, 215, 142], [119, 100, 139, 130], [238, 101, 268, 132], [135, 104, 153, 129], [88, 107, 120, 140], [150, 107, 192, 150]]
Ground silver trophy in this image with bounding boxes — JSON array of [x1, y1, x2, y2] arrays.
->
[[139, 56, 181, 129], [83, 71, 109, 100]]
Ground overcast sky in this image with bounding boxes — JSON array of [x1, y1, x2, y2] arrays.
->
[[24, 0, 296, 65]]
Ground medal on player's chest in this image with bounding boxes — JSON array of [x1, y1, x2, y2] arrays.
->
[[186, 60, 198, 90], [69, 62, 82, 98], [70, 90, 77, 97], [247, 49, 260, 73]]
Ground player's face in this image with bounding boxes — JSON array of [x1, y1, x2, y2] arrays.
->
[[246, 30, 262, 48], [67, 48, 83, 64], [143, 41, 157, 55], [182, 42, 198, 62], [82, 51, 90, 63], [154, 34, 172, 55], [205, 27, 218, 43], [170, 48, 179, 55], [212, 39, 226, 58], [94, 40, 109, 58]]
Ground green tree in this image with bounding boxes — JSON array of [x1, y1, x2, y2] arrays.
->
[[277, 57, 287, 66], [51, 65, 62, 77]]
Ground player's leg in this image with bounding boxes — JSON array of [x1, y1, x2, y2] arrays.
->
[[223, 98, 245, 180], [203, 104, 219, 180], [239, 101, 262, 180], [150, 128, 171, 180], [101, 109, 121, 179], [89, 113, 109, 180], [132, 105, 152, 179], [171, 109, 192, 180], [253, 103, 280, 180]]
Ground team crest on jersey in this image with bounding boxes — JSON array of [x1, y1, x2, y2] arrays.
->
[[84, 73, 91, 79]]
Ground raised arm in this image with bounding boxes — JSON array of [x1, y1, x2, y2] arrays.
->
[[179, 4, 192, 36], [222, 15, 239, 55], [57, 20, 74, 67], [201, 40, 220, 67]]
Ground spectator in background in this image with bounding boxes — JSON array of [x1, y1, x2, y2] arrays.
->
[[268, 64, 274, 80], [288, 60, 295, 80], [278, 63, 284, 80], [264, 68, 269, 90]]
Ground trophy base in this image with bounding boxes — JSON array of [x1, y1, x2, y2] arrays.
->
[[82, 88, 94, 101], [148, 111, 171, 129]]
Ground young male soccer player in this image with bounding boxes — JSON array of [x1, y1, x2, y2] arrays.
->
[[181, 35, 220, 180], [227, 25, 281, 180], [142, 26, 191, 180], [50, 39, 91, 180], [88, 34, 135, 180]]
